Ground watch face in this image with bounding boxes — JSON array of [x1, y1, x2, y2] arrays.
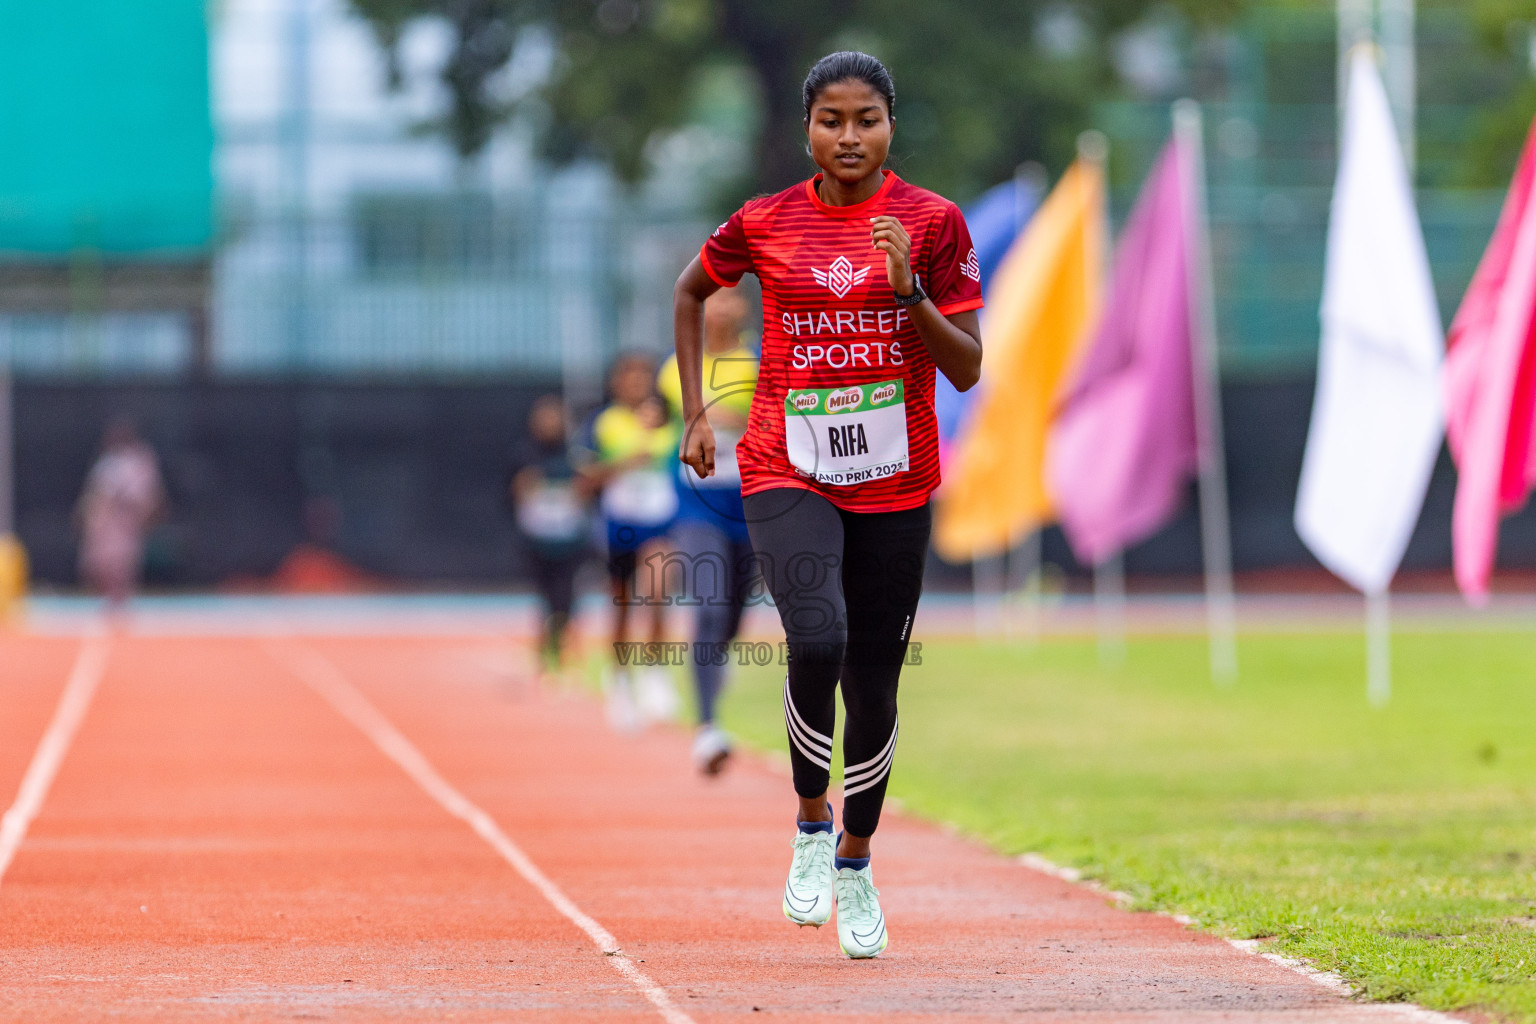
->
[[896, 275, 926, 304]]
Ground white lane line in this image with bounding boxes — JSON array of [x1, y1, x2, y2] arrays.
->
[[265, 639, 696, 1024], [0, 634, 112, 887], [1223, 939, 1464, 1022]]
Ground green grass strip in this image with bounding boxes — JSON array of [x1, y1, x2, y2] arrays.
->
[[716, 631, 1536, 1021]]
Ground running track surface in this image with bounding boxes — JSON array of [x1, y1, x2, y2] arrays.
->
[[1, 632, 1461, 1023]]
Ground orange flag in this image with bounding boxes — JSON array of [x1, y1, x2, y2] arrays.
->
[[934, 159, 1106, 561]]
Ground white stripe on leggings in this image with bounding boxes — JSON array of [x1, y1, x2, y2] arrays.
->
[[783, 677, 832, 769], [843, 720, 898, 797], [844, 716, 899, 779]]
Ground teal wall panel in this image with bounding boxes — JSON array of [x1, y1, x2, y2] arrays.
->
[[0, 0, 214, 257]]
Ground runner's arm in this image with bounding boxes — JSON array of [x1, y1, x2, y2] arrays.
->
[[672, 256, 722, 478], [914, 307, 981, 392], [871, 215, 983, 392]]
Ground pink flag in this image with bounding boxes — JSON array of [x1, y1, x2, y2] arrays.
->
[[1047, 139, 1201, 566], [1444, 119, 1536, 604]]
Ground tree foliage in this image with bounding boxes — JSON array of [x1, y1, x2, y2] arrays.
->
[[1462, 0, 1536, 186], [349, 0, 527, 160], [350, 0, 1242, 201]]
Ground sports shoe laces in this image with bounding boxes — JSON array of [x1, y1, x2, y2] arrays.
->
[[841, 870, 880, 914], [791, 833, 833, 886]]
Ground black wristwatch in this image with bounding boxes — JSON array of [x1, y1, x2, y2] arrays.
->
[[893, 279, 926, 307]]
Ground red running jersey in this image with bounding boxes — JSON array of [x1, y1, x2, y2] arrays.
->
[[701, 171, 983, 513]]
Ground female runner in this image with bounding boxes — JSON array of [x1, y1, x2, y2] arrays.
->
[[671, 51, 983, 958]]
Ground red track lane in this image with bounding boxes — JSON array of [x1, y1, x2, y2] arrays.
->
[[0, 638, 83, 800], [1, 632, 1458, 1022]]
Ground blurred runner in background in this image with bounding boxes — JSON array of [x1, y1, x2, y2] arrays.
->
[[586, 353, 681, 731], [75, 418, 164, 613], [510, 394, 592, 685], [658, 290, 759, 775]]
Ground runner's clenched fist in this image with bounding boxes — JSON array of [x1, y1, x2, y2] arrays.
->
[[869, 215, 915, 296]]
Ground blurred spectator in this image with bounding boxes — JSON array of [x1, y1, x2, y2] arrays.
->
[[75, 419, 164, 611], [585, 352, 680, 730], [657, 289, 760, 774], [510, 395, 592, 683]]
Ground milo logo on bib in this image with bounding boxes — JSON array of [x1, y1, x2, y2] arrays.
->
[[826, 387, 863, 413], [784, 378, 909, 486]]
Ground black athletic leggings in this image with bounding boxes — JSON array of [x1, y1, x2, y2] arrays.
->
[[743, 487, 929, 838]]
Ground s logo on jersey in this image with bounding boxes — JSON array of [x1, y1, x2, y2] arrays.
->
[[810, 256, 871, 299], [961, 247, 981, 282]]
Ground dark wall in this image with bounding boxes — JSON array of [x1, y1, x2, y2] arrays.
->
[[17, 377, 1536, 587], [17, 380, 557, 587]]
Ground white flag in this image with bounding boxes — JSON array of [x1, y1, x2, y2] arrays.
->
[[1295, 48, 1444, 595]]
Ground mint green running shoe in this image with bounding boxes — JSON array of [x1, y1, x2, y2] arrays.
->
[[835, 865, 888, 958], [782, 830, 836, 927]]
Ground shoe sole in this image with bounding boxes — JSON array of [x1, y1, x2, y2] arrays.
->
[[839, 934, 888, 958], [782, 894, 830, 928]]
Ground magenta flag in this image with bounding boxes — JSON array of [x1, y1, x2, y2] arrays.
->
[[1444, 119, 1536, 604], [1047, 139, 1200, 566]]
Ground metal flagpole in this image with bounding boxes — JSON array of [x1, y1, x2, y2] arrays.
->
[[973, 553, 1005, 639], [1074, 130, 1122, 666], [1338, 0, 1375, 135], [1094, 552, 1126, 666], [1366, 589, 1392, 706], [284, 0, 311, 369], [1002, 542, 1017, 640], [0, 354, 11, 539], [1378, 0, 1415, 170], [1338, 0, 1414, 166], [1014, 163, 1048, 223], [1173, 100, 1238, 684], [1009, 528, 1042, 645], [0, 327, 25, 623], [1339, 1, 1415, 705], [976, 162, 1053, 645], [1007, 162, 1049, 647]]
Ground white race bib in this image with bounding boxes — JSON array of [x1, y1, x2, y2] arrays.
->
[[784, 379, 909, 486], [602, 467, 678, 524], [517, 482, 584, 542]]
